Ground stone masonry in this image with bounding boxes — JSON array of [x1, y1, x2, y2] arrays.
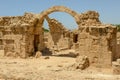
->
[[0, 6, 118, 68], [45, 16, 72, 51], [0, 13, 44, 58]]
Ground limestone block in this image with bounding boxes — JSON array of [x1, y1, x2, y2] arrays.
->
[[117, 59, 120, 64], [75, 55, 89, 70], [112, 61, 120, 75], [35, 51, 42, 58]]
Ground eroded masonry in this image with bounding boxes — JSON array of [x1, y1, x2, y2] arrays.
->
[[0, 6, 119, 68]]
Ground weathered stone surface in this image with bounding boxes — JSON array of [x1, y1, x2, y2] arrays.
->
[[116, 32, 120, 59], [0, 12, 40, 58], [78, 25, 117, 67], [0, 6, 118, 68], [5, 51, 19, 58], [35, 51, 42, 58], [79, 11, 101, 26], [112, 59, 120, 75], [75, 55, 89, 70], [45, 16, 72, 51]]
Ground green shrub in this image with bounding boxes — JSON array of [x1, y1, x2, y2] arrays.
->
[[43, 28, 49, 32], [113, 24, 120, 32]]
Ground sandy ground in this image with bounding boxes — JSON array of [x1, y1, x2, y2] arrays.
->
[[0, 50, 120, 80]]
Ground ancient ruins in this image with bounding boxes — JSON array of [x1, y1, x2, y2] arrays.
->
[[0, 6, 120, 74]]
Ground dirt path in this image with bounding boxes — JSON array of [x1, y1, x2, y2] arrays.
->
[[0, 56, 120, 80]]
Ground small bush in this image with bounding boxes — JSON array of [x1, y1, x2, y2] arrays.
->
[[113, 24, 120, 32], [43, 28, 49, 32]]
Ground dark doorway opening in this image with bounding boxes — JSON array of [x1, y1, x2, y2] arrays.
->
[[73, 34, 78, 43], [34, 35, 39, 53]]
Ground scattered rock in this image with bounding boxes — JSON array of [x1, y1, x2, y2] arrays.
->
[[5, 52, 20, 58], [57, 64, 63, 67], [75, 55, 89, 70], [44, 56, 50, 59], [35, 51, 42, 58], [112, 59, 120, 75], [65, 55, 90, 70]]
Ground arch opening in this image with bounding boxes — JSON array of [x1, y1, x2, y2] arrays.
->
[[37, 6, 80, 56], [39, 6, 80, 27], [30, 6, 81, 57], [47, 12, 78, 30]]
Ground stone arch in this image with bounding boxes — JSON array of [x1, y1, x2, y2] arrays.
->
[[33, 6, 81, 53], [39, 6, 80, 26]]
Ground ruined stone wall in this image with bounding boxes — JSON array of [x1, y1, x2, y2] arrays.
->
[[0, 15, 28, 57], [0, 13, 44, 57], [116, 32, 120, 58], [44, 32, 54, 50], [0, 6, 118, 68], [43, 10, 117, 68], [79, 11, 101, 27], [78, 25, 117, 67], [45, 16, 72, 51]]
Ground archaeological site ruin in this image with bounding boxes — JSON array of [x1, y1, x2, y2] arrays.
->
[[0, 6, 120, 74]]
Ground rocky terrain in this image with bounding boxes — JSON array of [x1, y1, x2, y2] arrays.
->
[[0, 50, 120, 80]]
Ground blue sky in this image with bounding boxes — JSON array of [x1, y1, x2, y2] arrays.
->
[[0, 0, 120, 29]]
